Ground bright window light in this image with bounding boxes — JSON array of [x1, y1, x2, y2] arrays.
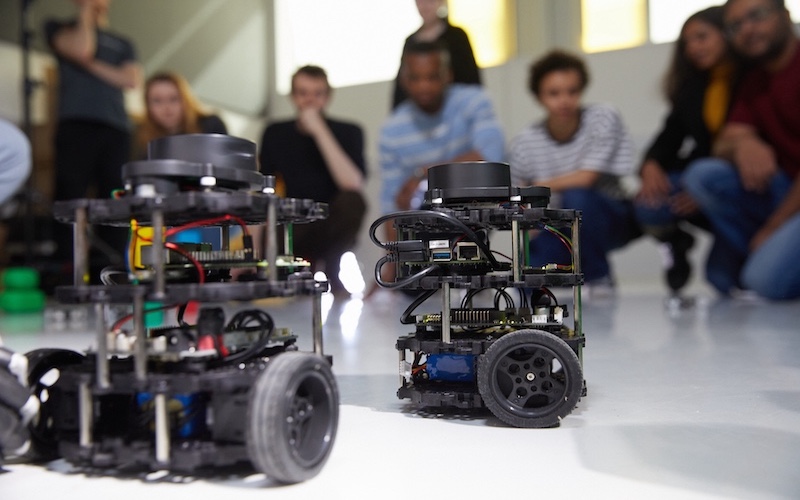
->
[[274, 0, 419, 94], [448, 0, 516, 67], [581, 0, 647, 53], [274, 0, 515, 94], [649, 0, 800, 44], [649, 0, 719, 44]]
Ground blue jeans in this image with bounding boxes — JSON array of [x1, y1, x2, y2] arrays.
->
[[634, 171, 708, 230], [682, 157, 799, 299], [529, 188, 639, 282]]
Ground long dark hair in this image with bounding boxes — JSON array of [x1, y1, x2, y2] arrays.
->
[[663, 6, 727, 104]]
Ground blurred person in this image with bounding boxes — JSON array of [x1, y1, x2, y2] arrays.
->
[[683, 0, 800, 300], [380, 41, 503, 214], [134, 71, 227, 159], [508, 50, 640, 294], [391, 0, 480, 109], [259, 65, 367, 295], [0, 120, 31, 207], [375, 41, 503, 290], [45, 0, 141, 283], [636, 6, 740, 295]]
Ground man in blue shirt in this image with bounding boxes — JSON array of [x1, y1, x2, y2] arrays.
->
[[374, 41, 504, 289], [0, 120, 30, 206], [379, 41, 504, 215]]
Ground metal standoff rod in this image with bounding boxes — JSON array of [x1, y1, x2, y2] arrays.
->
[[221, 224, 230, 253], [154, 393, 170, 464], [151, 206, 166, 299], [95, 303, 110, 389], [312, 285, 324, 356], [511, 219, 522, 283], [266, 196, 278, 282], [572, 212, 583, 340], [133, 292, 147, 382], [73, 205, 89, 285], [78, 381, 93, 447], [441, 281, 451, 344]]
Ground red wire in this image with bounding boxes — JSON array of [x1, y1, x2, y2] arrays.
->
[[164, 242, 205, 284]]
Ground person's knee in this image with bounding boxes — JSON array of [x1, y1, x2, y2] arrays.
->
[[740, 218, 800, 300], [682, 158, 733, 198], [560, 188, 598, 210], [741, 262, 794, 300]]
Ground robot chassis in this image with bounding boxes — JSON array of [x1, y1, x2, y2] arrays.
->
[[24, 135, 339, 484], [371, 162, 586, 428]]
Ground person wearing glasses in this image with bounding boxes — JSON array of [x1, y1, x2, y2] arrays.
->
[[683, 0, 800, 300], [635, 6, 740, 296]]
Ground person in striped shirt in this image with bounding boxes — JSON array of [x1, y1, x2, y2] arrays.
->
[[507, 49, 640, 293]]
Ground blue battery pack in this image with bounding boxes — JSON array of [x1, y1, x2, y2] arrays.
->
[[136, 392, 204, 438], [426, 354, 475, 382]]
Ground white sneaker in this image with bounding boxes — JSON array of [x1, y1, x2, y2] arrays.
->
[[729, 288, 765, 303], [583, 276, 616, 300]]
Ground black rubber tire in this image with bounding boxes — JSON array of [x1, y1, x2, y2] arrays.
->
[[478, 330, 582, 428], [246, 351, 339, 484], [24, 348, 85, 461]]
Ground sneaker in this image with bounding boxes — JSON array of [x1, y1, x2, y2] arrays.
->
[[663, 229, 695, 293], [729, 287, 765, 303]]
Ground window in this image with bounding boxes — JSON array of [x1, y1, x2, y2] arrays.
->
[[448, 0, 516, 68], [274, 0, 515, 94], [650, 0, 800, 44], [583, 0, 800, 52], [648, 0, 719, 44], [581, 0, 647, 53], [274, 0, 419, 94]]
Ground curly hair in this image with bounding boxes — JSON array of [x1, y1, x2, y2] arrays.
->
[[528, 49, 589, 96]]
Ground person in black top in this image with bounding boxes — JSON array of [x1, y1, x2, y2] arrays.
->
[[134, 71, 227, 159], [260, 65, 367, 295], [391, 0, 480, 109], [45, 0, 141, 284], [635, 6, 739, 294]]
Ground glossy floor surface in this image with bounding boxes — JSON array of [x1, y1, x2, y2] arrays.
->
[[2, 284, 799, 499]]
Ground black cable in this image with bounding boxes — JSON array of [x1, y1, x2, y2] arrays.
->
[[177, 303, 188, 326], [369, 210, 501, 269], [400, 289, 437, 324], [215, 309, 276, 365], [374, 256, 441, 289]]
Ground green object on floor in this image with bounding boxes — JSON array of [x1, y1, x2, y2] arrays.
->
[[0, 267, 46, 313]]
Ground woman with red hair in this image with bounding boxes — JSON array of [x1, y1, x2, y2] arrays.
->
[[134, 71, 226, 158]]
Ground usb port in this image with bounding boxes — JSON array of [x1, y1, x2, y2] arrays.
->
[[431, 251, 452, 261]]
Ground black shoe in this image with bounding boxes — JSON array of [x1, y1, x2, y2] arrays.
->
[[665, 229, 695, 293]]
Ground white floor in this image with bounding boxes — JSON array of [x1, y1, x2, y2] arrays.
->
[[2, 282, 799, 500]]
